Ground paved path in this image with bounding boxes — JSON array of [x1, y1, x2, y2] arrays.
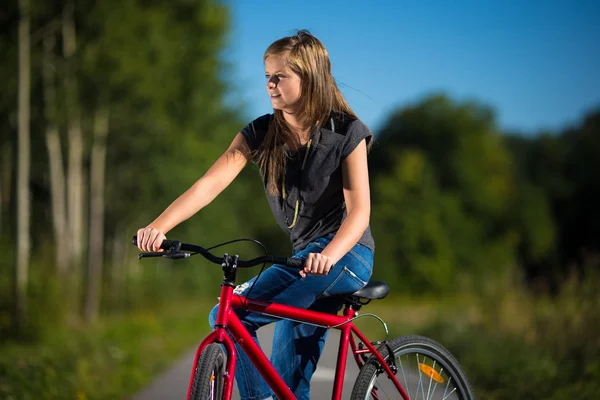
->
[[131, 324, 360, 399]]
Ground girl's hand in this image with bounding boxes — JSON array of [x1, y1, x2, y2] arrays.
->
[[300, 253, 335, 278], [137, 226, 167, 252]]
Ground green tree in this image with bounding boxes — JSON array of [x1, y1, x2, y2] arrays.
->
[[0, 0, 257, 335], [370, 94, 524, 293], [506, 108, 600, 287]]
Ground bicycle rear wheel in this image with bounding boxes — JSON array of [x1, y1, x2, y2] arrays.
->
[[189, 343, 226, 400], [351, 335, 474, 400]]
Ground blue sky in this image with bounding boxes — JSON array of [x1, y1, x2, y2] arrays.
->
[[223, 0, 599, 135]]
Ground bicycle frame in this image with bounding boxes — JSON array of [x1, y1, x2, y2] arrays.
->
[[187, 283, 410, 400]]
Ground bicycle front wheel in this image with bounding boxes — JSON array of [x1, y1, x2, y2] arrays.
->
[[351, 335, 474, 400], [189, 343, 226, 400]]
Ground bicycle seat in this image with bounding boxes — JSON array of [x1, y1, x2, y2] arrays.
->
[[349, 280, 389, 300]]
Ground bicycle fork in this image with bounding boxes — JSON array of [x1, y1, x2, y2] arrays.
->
[[187, 284, 298, 400]]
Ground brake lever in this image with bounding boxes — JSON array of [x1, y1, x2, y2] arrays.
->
[[138, 252, 165, 259]]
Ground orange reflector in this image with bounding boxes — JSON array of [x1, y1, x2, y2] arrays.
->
[[419, 363, 444, 383]]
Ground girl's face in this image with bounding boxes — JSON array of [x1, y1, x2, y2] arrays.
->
[[265, 54, 302, 114]]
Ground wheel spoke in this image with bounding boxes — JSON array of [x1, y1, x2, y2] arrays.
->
[[429, 366, 442, 399], [442, 374, 450, 399], [398, 354, 412, 400], [442, 386, 457, 400], [370, 386, 381, 400], [372, 376, 393, 399], [425, 358, 433, 400], [425, 359, 435, 400], [416, 354, 426, 400]]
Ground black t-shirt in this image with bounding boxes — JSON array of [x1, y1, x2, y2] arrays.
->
[[241, 113, 375, 252]]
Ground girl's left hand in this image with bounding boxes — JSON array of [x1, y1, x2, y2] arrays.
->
[[301, 253, 335, 278]]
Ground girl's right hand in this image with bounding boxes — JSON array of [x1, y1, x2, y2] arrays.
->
[[137, 226, 167, 252]]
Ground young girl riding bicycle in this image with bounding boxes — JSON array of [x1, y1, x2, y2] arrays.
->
[[136, 30, 374, 400]]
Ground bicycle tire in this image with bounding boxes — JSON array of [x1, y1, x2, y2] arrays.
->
[[350, 335, 474, 400], [189, 343, 226, 400]]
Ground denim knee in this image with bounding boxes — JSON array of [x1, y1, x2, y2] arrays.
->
[[208, 304, 219, 329]]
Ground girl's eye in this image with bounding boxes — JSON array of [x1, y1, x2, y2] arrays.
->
[[265, 74, 285, 81]]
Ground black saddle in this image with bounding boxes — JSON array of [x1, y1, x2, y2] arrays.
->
[[348, 280, 389, 300]]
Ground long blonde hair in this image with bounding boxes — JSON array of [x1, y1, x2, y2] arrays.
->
[[258, 30, 357, 196]]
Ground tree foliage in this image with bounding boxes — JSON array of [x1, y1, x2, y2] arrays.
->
[[506, 107, 600, 286], [370, 94, 520, 293], [371, 93, 599, 293]]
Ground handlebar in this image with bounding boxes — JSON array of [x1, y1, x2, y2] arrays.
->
[[132, 236, 304, 269]]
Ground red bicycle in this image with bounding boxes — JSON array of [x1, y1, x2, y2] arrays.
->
[[134, 237, 475, 400]]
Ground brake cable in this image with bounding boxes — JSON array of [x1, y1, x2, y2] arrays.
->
[[198, 238, 269, 311]]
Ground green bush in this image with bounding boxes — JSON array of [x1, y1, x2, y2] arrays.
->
[[418, 273, 600, 400]]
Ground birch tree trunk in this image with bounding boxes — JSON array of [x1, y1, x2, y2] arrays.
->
[[0, 145, 12, 235], [0, 150, 2, 236], [63, 1, 85, 272], [111, 231, 126, 311], [43, 34, 69, 275], [85, 104, 109, 323], [0, 146, 2, 235], [16, 0, 31, 328]]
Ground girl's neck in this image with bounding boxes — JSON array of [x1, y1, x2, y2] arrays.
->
[[283, 111, 312, 144]]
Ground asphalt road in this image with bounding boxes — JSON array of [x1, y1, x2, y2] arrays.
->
[[130, 323, 361, 400]]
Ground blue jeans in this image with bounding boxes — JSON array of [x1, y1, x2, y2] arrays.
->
[[208, 235, 374, 400]]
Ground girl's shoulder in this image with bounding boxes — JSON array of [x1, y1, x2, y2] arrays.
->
[[322, 113, 372, 140], [320, 113, 372, 158], [250, 113, 274, 133], [323, 112, 369, 136], [240, 113, 273, 151]]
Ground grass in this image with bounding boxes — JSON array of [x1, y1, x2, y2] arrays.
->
[[0, 299, 213, 400]]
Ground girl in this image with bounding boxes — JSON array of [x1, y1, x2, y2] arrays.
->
[[137, 30, 375, 400]]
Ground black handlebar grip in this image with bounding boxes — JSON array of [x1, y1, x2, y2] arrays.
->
[[286, 258, 305, 269], [132, 236, 176, 250]]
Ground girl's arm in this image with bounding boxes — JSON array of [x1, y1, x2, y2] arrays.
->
[[302, 139, 371, 276], [137, 133, 250, 252]]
